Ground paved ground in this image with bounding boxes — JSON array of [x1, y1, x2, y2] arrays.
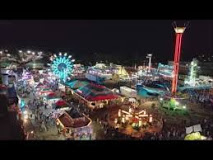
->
[[17, 77, 213, 140], [17, 83, 107, 140]]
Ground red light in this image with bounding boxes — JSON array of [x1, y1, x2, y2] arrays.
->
[[172, 33, 184, 96]]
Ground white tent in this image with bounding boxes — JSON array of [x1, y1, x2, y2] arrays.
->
[[185, 124, 202, 134], [128, 97, 137, 103]]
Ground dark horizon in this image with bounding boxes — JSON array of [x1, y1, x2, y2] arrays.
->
[[0, 20, 213, 64]]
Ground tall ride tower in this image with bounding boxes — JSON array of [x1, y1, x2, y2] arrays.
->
[[171, 26, 186, 96], [146, 53, 152, 73]]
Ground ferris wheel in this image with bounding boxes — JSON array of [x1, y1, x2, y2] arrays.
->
[[48, 52, 75, 82]]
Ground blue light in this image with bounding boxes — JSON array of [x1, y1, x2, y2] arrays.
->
[[20, 99, 25, 108], [50, 54, 74, 82]]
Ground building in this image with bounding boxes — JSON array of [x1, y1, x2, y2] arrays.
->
[[56, 109, 92, 139], [65, 81, 120, 109], [120, 86, 137, 98], [75, 83, 120, 109]]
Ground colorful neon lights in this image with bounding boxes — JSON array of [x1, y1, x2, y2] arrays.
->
[[50, 53, 74, 82], [172, 27, 185, 96]]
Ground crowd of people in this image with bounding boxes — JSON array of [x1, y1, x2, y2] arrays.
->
[[21, 72, 96, 140], [15, 68, 213, 141], [184, 89, 213, 109], [17, 79, 60, 139]]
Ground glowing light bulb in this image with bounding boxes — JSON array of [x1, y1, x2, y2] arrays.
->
[[23, 110, 28, 115]]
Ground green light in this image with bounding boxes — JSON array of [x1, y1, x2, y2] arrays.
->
[[185, 58, 198, 86]]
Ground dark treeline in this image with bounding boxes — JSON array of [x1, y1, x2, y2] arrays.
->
[[0, 46, 171, 66]]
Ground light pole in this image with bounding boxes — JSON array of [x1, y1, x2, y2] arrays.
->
[[146, 53, 152, 73]]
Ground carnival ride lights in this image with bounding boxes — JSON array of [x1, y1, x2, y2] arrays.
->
[[146, 54, 152, 73], [184, 59, 198, 87], [48, 53, 75, 82], [157, 63, 174, 78], [172, 23, 187, 96], [115, 106, 153, 129], [160, 96, 187, 112]]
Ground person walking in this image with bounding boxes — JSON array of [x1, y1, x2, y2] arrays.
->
[[41, 121, 47, 132], [44, 103, 47, 109]]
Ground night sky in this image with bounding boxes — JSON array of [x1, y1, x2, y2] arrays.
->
[[0, 20, 212, 64]]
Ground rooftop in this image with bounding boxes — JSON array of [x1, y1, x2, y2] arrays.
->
[[76, 83, 119, 101], [58, 110, 91, 128]]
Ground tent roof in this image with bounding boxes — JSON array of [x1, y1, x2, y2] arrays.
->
[[87, 94, 118, 101], [65, 80, 88, 89], [55, 100, 68, 106], [77, 83, 119, 101], [46, 92, 60, 99]]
